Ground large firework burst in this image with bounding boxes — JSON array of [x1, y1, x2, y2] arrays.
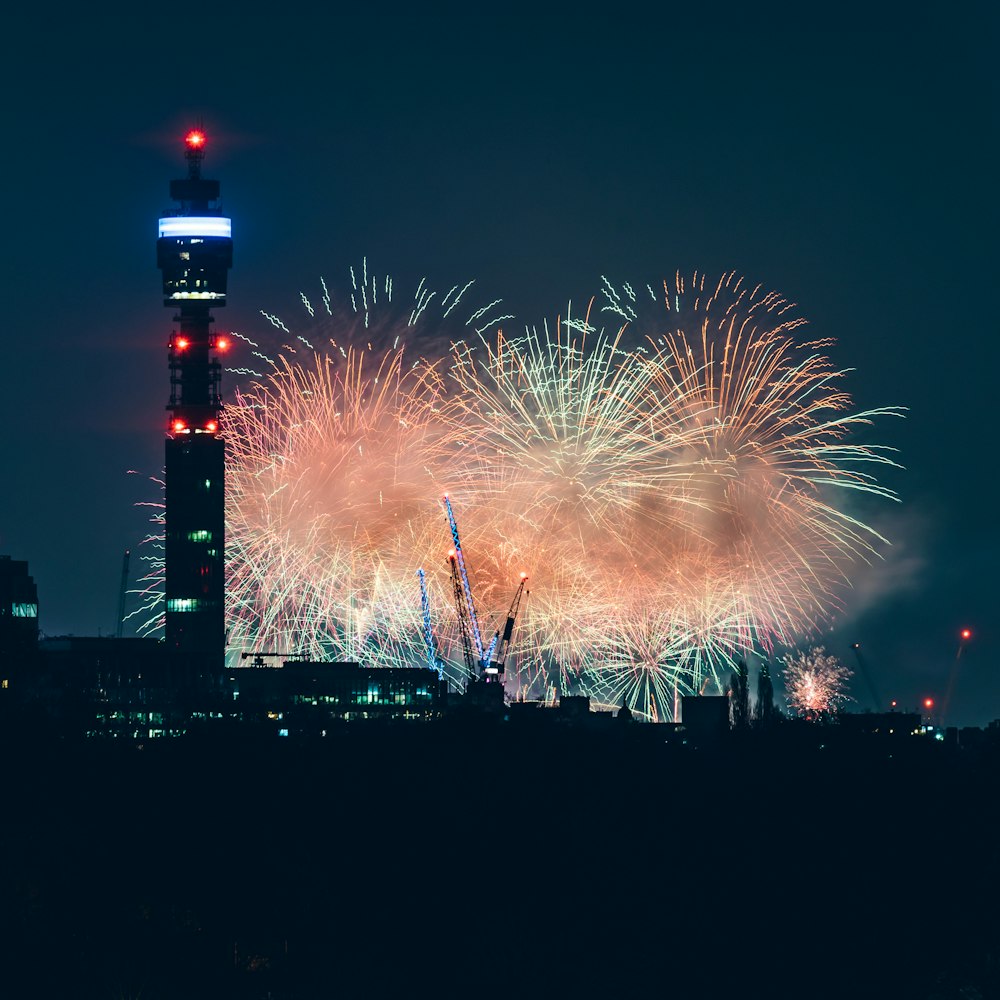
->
[[222, 266, 515, 690], [134, 266, 902, 722], [224, 346, 452, 670], [429, 273, 901, 716]]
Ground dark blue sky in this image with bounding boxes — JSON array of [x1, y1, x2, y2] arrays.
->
[[1, 10, 995, 722]]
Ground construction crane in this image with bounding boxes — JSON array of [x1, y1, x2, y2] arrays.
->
[[447, 550, 477, 682], [115, 548, 130, 639], [442, 494, 499, 674], [850, 642, 884, 711], [943, 627, 974, 723], [416, 567, 444, 678], [240, 651, 295, 669], [486, 573, 529, 682]]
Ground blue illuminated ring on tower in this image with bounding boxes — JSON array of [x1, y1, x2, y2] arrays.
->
[[158, 217, 232, 239]]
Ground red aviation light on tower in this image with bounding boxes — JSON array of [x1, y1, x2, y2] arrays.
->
[[171, 419, 188, 434], [214, 335, 230, 352], [960, 628, 972, 641], [173, 336, 190, 351], [184, 129, 206, 151], [205, 420, 218, 434]]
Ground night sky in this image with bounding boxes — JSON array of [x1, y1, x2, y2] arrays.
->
[[2, 10, 995, 723]]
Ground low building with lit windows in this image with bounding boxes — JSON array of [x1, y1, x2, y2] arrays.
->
[[226, 659, 446, 731]]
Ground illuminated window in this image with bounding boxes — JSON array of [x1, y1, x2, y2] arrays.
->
[[1, 679, 8, 689], [166, 598, 199, 612], [11, 603, 38, 618], [187, 530, 212, 542], [203, 479, 212, 490]]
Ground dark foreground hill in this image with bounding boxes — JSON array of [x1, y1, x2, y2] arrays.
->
[[0, 720, 996, 999]]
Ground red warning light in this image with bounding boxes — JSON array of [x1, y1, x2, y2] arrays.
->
[[960, 628, 972, 641], [448, 549, 456, 558], [174, 336, 189, 351], [171, 419, 187, 434], [205, 420, 218, 433], [923, 697, 934, 710], [520, 572, 528, 579], [185, 129, 206, 150], [890, 700, 898, 708], [215, 336, 229, 352]]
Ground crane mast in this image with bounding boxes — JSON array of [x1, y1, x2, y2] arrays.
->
[[489, 573, 529, 682], [851, 642, 884, 711], [442, 495, 499, 674], [448, 551, 477, 682], [417, 568, 443, 678]]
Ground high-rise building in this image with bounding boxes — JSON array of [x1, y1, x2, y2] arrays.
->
[[0, 554, 39, 691], [157, 129, 232, 684]]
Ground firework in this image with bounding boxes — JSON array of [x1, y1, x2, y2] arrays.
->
[[124, 472, 167, 637], [224, 346, 452, 670], [135, 265, 902, 722], [781, 646, 853, 716], [223, 267, 512, 691], [431, 274, 901, 716], [439, 306, 694, 705]]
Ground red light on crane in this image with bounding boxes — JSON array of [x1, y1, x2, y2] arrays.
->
[[519, 572, 528, 580], [185, 129, 206, 150]]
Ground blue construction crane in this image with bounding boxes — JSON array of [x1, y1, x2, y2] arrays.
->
[[416, 567, 444, 678], [442, 494, 499, 676]]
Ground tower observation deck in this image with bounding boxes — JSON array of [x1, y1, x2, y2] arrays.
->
[[157, 129, 232, 684]]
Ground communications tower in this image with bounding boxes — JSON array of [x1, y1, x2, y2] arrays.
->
[[156, 128, 233, 684]]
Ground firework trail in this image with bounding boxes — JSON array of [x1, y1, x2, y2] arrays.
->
[[133, 266, 902, 722], [781, 646, 853, 716], [124, 472, 167, 637]]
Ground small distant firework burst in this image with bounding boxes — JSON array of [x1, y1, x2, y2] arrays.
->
[[781, 646, 853, 716], [134, 264, 902, 721]]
